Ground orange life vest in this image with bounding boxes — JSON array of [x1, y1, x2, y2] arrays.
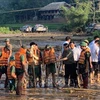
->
[[26, 48, 33, 65], [33, 48, 42, 65], [78, 48, 90, 64], [15, 47, 27, 69], [7, 61, 16, 79], [0, 47, 10, 66], [43, 47, 56, 64]]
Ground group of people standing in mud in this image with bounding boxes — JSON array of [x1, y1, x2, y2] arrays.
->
[[0, 35, 100, 96]]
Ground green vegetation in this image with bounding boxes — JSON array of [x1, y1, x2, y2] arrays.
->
[[87, 30, 100, 42], [0, 0, 100, 33], [0, 27, 21, 34], [61, 1, 92, 32], [92, 30, 100, 37], [0, 27, 11, 34], [0, 23, 64, 32]]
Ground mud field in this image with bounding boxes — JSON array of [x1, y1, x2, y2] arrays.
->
[[0, 32, 91, 52], [0, 32, 99, 100]]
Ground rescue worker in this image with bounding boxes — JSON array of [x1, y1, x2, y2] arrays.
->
[[34, 44, 42, 87], [7, 56, 17, 93], [15, 45, 28, 95], [43, 45, 56, 88], [60, 43, 75, 88], [78, 42, 92, 88], [26, 42, 42, 88], [0, 38, 12, 88], [26, 42, 36, 88]]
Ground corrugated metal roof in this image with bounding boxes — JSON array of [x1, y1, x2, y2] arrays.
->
[[39, 2, 70, 11]]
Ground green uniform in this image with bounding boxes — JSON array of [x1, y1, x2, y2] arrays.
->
[[46, 63, 56, 76]]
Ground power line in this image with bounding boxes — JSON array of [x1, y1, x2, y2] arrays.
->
[[0, 7, 41, 14]]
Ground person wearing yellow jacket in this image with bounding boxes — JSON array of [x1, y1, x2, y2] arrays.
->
[[7, 56, 16, 93]]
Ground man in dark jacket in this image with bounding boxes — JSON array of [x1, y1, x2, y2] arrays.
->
[[60, 43, 75, 87]]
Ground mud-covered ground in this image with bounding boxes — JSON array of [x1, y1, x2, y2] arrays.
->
[[0, 32, 91, 52], [0, 76, 100, 100], [0, 32, 98, 100]]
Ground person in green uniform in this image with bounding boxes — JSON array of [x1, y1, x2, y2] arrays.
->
[[7, 56, 17, 93], [43, 45, 56, 88]]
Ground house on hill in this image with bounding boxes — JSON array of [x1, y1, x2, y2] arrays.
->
[[37, 2, 70, 21]]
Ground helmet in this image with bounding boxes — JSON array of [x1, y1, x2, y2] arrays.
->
[[45, 45, 51, 49], [84, 40, 89, 44], [80, 42, 87, 46], [5, 38, 10, 42], [9, 56, 15, 61]]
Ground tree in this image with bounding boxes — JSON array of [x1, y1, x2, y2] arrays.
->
[[61, 1, 92, 32]]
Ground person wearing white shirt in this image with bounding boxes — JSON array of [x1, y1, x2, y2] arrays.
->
[[70, 41, 80, 88], [90, 40, 100, 79], [89, 36, 99, 47]]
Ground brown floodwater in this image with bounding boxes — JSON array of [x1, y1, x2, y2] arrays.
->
[[0, 76, 100, 100], [0, 87, 100, 100]]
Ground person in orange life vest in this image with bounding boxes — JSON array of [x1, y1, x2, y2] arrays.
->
[[43, 45, 56, 88], [78, 42, 92, 89], [7, 56, 17, 93], [26, 42, 35, 88], [0, 38, 12, 88], [15, 45, 28, 95], [26, 42, 39, 88], [33, 43, 43, 87]]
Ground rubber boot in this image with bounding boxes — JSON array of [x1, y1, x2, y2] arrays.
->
[[83, 77, 88, 89]]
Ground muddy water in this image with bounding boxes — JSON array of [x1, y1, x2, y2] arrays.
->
[[0, 75, 100, 100], [0, 87, 100, 100]]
